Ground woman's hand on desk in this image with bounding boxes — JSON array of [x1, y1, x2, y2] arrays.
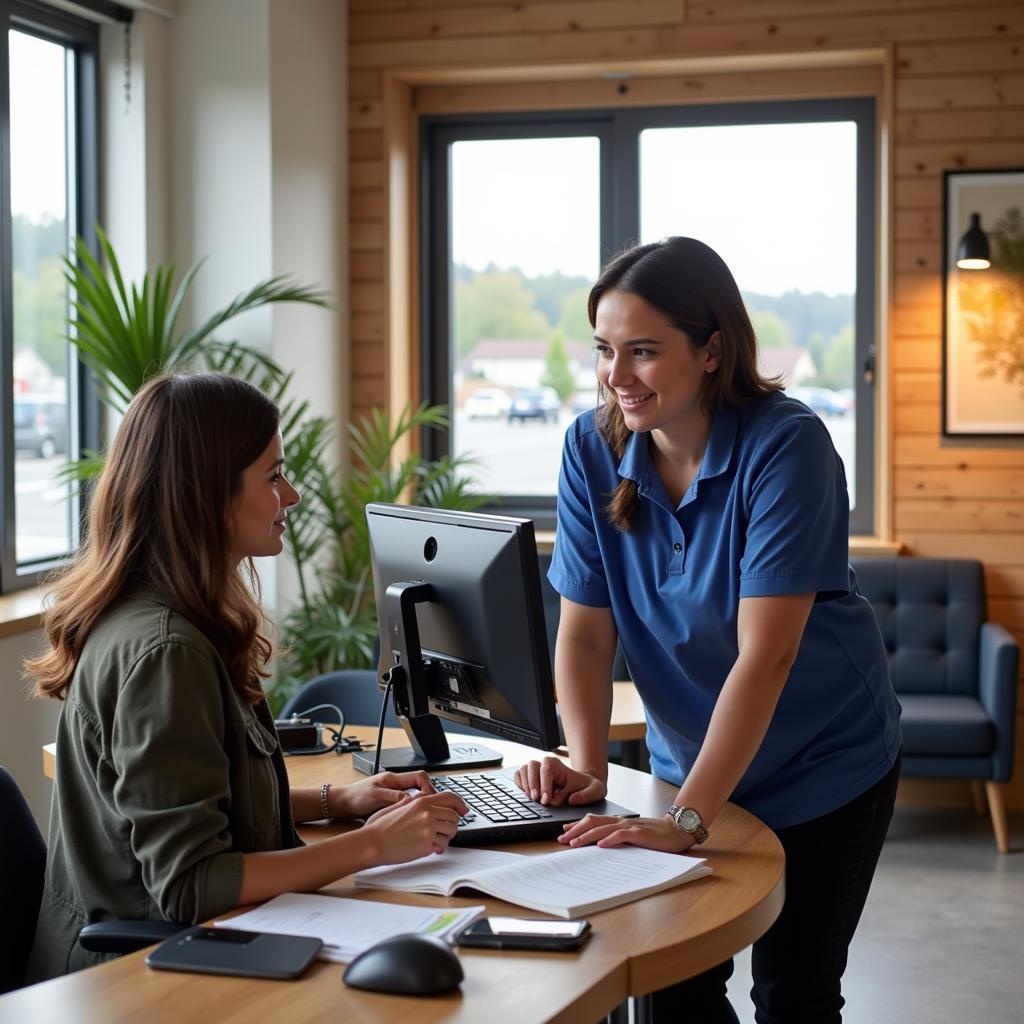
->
[[332, 770, 435, 819], [558, 815, 696, 854], [361, 790, 468, 862], [513, 757, 607, 806]]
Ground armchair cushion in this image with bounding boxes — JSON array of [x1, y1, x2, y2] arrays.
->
[[898, 695, 994, 756], [856, 558, 984, 696], [852, 556, 1019, 786]]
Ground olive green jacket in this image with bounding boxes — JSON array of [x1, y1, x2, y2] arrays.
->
[[27, 593, 301, 981]]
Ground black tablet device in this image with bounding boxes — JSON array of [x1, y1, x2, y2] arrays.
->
[[145, 926, 322, 979]]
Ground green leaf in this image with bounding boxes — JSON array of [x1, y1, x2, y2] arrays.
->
[[167, 277, 330, 369], [52, 451, 106, 487], [62, 229, 332, 477]]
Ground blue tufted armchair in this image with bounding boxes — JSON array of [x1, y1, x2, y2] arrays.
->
[[852, 557, 1019, 853]]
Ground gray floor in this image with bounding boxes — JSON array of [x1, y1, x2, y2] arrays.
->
[[726, 806, 1024, 1023]]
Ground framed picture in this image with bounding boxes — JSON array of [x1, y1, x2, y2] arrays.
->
[[942, 168, 1024, 437]]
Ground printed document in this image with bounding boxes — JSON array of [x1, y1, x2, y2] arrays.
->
[[214, 893, 484, 963]]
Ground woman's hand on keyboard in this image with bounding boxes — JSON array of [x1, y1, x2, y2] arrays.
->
[[362, 790, 469, 861], [334, 770, 435, 819], [514, 757, 607, 807]]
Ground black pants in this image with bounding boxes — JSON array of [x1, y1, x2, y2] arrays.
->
[[653, 753, 902, 1024]]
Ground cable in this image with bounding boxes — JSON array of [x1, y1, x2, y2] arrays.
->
[[286, 703, 360, 755], [291, 703, 345, 732], [371, 673, 396, 776]]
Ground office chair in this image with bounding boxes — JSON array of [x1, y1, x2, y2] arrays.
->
[[1, 766, 46, 993], [281, 669, 398, 730], [280, 669, 495, 740], [0, 766, 181, 992], [852, 557, 1019, 853]]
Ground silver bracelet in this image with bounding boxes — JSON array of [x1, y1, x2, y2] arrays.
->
[[320, 782, 332, 821]]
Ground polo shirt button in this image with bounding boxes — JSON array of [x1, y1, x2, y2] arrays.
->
[[673, 543, 682, 552]]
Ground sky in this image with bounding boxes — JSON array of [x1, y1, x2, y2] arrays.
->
[[452, 121, 857, 297], [9, 29, 69, 223], [452, 136, 602, 281]]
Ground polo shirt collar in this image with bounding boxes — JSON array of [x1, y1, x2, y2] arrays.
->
[[616, 405, 738, 508], [617, 429, 651, 486], [701, 405, 738, 481]]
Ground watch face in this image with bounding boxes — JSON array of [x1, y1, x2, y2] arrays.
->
[[678, 808, 701, 832]]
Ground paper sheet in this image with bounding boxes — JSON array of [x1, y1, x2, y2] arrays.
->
[[214, 893, 484, 963], [354, 846, 524, 891], [477, 845, 708, 907]]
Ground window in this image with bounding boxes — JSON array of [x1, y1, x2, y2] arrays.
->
[[423, 99, 876, 534], [1, 1, 99, 591], [424, 121, 608, 504]]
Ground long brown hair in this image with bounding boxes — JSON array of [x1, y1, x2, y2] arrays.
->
[[588, 237, 781, 531], [26, 372, 280, 703]]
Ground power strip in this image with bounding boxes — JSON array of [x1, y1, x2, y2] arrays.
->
[[274, 717, 319, 750]]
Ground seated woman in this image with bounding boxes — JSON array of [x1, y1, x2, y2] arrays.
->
[[25, 372, 465, 980]]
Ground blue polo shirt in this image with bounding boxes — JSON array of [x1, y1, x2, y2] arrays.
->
[[549, 392, 902, 830]]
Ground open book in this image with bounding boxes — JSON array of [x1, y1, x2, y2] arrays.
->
[[354, 844, 712, 918]]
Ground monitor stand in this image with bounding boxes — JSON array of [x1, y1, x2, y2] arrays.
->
[[352, 742, 503, 775], [351, 708, 503, 775]]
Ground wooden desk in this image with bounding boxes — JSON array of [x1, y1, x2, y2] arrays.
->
[[609, 681, 646, 743], [24, 728, 784, 1023]]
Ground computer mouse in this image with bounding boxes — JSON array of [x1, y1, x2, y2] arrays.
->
[[342, 932, 464, 995]]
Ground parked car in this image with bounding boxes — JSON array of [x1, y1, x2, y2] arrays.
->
[[834, 388, 855, 414], [786, 386, 849, 418], [508, 386, 561, 424], [14, 393, 67, 458], [464, 387, 512, 419], [570, 390, 600, 417]]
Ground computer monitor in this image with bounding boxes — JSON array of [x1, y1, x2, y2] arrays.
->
[[351, 503, 561, 775]]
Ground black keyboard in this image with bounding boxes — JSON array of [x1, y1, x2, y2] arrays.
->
[[431, 773, 554, 827]]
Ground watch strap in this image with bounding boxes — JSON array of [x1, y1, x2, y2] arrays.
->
[[667, 803, 709, 844]]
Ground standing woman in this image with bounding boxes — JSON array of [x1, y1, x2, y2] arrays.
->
[[515, 238, 902, 1023], [26, 372, 465, 981]]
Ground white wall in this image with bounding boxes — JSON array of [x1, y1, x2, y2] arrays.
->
[[268, 0, 349, 438], [166, 0, 275, 350], [106, 0, 349, 610], [165, 0, 348, 611], [267, 0, 349, 607], [101, 10, 171, 279]]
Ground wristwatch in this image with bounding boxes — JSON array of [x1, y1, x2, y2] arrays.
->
[[667, 804, 709, 844]]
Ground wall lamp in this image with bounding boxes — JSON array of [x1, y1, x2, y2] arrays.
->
[[955, 212, 991, 270], [942, 168, 1024, 436]]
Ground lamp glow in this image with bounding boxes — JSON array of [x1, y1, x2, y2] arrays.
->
[[955, 212, 991, 270]]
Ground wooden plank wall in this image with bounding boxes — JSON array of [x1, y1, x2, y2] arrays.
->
[[347, 0, 1024, 810]]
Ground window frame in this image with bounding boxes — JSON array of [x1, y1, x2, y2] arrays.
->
[[0, 0, 101, 592], [422, 97, 877, 534], [420, 112, 615, 525]]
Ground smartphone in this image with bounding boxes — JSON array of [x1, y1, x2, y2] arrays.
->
[[145, 926, 322, 979], [456, 916, 591, 951]]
